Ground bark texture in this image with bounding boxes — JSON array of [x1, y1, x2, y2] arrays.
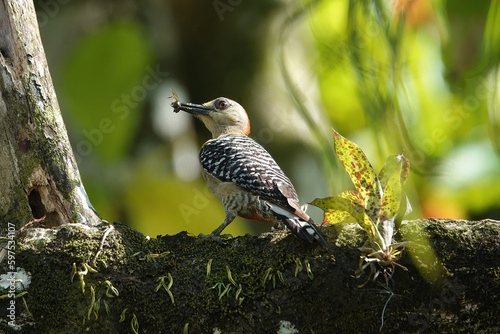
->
[[0, 0, 101, 230]]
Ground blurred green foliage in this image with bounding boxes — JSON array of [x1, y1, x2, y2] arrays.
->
[[61, 20, 152, 164], [36, 0, 500, 237]]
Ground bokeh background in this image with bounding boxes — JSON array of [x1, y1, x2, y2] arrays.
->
[[35, 0, 500, 238]]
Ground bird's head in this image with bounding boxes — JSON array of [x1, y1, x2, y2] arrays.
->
[[172, 97, 250, 138]]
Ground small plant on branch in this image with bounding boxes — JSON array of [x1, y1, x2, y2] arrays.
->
[[311, 130, 412, 284]]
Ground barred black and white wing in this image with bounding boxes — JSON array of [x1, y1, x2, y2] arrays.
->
[[200, 134, 300, 213]]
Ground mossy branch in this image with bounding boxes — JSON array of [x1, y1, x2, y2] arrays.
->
[[2, 219, 499, 333]]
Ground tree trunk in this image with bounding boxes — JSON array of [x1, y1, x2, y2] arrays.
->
[[0, 0, 101, 229]]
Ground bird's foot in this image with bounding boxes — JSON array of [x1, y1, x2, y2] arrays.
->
[[197, 233, 233, 243]]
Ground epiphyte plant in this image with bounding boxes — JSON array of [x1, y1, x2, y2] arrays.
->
[[311, 130, 412, 283]]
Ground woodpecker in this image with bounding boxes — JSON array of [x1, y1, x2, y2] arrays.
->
[[171, 96, 327, 246]]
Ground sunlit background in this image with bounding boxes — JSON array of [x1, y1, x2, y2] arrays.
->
[[35, 0, 500, 237]]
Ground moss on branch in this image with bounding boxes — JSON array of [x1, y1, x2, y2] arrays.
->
[[1, 218, 499, 333]]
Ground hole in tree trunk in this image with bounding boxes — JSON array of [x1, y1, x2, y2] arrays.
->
[[28, 189, 47, 219]]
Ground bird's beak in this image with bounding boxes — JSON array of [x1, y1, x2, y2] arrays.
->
[[171, 100, 212, 115]]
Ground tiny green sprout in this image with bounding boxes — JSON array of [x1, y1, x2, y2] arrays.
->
[[71, 263, 77, 282], [276, 306, 281, 315], [119, 308, 127, 322], [77, 263, 98, 294], [226, 265, 237, 286], [10, 293, 32, 318], [131, 313, 139, 334], [183, 323, 189, 334], [79, 273, 85, 294], [210, 282, 225, 296], [130, 251, 142, 257], [21, 295, 32, 318], [14, 291, 28, 299], [94, 297, 100, 320], [262, 267, 273, 287], [206, 259, 213, 277], [238, 297, 245, 305], [304, 259, 313, 280], [219, 284, 231, 300], [166, 289, 175, 305], [85, 263, 98, 273], [167, 273, 174, 290], [140, 251, 171, 262], [155, 275, 175, 304], [78, 264, 88, 277], [104, 280, 119, 297], [154, 276, 165, 293], [294, 258, 303, 277], [164, 274, 175, 305], [87, 286, 95, 320], [103, 299, 110, 315], [95, 298, 101, 313], [235, 284, 242, 300], [276, 270, 285, 285]]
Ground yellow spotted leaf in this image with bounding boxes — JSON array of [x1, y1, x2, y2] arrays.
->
[[310, 193, 364, 225], [323, 210, 357, 225], [332, 130, 382, 221]]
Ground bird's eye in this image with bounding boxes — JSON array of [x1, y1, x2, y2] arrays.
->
[[216, 99, 229, 110]]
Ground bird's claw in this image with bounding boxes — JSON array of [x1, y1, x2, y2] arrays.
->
[[197, 233, 233, 243]]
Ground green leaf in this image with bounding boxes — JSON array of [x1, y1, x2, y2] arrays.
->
[[323, 210, 357, 225], [379, 153, 410, 188], [379, 153, 411, 232], [395, 192, 412, 230], [311, 192, 386, 250], [378, 160, 403, 224], [378, 161, 403, 247], [310, 195, 362, 225], [311, 191, 362, 210], [359, 212, 386, 251], [337, 190, 364, 206], [332, 130, 382, 220]]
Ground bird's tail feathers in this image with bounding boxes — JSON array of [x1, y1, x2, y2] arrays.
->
[[269, 204, 328, 246]]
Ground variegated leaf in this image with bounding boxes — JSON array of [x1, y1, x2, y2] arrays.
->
[[332, 130, 382, 221]]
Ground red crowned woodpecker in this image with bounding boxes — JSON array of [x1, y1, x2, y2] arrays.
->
[[172, 96, 327, 245]]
